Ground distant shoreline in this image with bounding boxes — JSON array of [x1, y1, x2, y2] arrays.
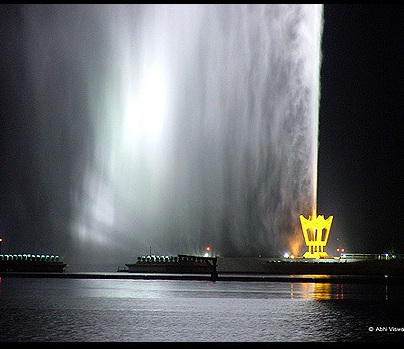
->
[[0, 271, 402, 285]]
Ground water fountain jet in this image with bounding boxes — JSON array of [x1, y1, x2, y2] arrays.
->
[[16, 4, 324, 266]]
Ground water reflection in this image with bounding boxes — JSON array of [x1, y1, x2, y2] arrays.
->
[[290, 282, 333, 300], [0, 277, 403, 342]]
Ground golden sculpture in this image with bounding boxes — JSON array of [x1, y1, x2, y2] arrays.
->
[[300, 213, 333, 259]]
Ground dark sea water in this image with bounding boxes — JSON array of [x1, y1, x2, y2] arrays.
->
[[0, 276, 403, 342]]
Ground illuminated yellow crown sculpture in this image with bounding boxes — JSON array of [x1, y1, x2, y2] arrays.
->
[[300, 213, 333, 259]]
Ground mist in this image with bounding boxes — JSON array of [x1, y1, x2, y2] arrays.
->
[[0, 4, 323, 269]]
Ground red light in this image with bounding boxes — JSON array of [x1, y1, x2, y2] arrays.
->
[[206, 246, 211, 251], [0, 238, 2, 243], [341, 248, 345, 252], [336, 248, 340, 252]]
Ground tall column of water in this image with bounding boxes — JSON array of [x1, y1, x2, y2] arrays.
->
[[20, 4, 323, 264]]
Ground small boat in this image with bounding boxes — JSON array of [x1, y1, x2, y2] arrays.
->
[[120, 254, 218, 278], [0, 253, 67, 273]]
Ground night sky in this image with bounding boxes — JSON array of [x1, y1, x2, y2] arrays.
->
[[0, 4, 403, 268], [317, 4, 403, 254]]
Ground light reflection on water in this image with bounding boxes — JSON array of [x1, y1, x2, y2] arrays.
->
[[0, 277, 403, 342]]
